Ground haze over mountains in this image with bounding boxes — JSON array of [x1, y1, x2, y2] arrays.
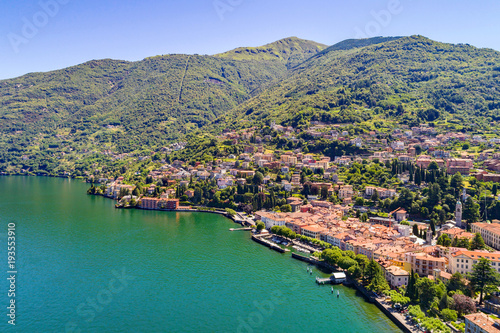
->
[[1, 35, 500, 174]]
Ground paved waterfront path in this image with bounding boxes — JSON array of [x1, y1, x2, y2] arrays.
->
[[376, 297, 420, 333]]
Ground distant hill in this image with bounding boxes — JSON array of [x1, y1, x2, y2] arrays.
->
[[215, 37, 327, 69], [2, 35, 500, 175], [214, 35, 500, 134]]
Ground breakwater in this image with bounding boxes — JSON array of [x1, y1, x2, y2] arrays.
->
[[251, 235, 287, 253]]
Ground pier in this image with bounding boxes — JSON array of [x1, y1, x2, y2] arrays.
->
[[251, 235, 290, 253], [229, 227, 253, 231]]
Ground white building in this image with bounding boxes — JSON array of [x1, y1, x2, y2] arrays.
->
[[450, 250, 500, 276], [384, 266, 409, 288]]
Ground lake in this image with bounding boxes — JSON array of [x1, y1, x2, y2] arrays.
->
[[0, 176, 401, 332]]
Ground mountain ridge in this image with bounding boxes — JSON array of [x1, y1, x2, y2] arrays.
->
[[2, 35, 500, 176]]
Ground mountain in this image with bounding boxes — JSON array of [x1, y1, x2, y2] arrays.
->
[[213, 35, 500, 134], [2, 35, 500, 175], [0, 37, 326, 173], [215, 36, 327, 69]]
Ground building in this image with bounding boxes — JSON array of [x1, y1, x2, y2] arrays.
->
[[301, 225, 327, 239], [404, 252, 447, 277], [447, 158, 473, 175], [416, 157, 446, 169], [450, 250, 500, 275], [390, 208, 408, 222], [159, 199, 180, 210], [384, 266, 410, 288], [281, 154, 297, 165], [472, 223, 500, 250], [485, 292, 500, 317], [369, 217, 395, 228], [140, 197, 160, 210], [332, 272, 347, 284], [255, 212, 287, 229], [432, 269, 453, 285], [464, 312, 500, 333], [338, 185, 353, 199]]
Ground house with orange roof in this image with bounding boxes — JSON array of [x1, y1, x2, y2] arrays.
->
[[464, 312, 500, 333], [404, 252, 447, 277], [385, 266, 410, 288], [301, 224, 327, 239], [450, 250, 500, 276]]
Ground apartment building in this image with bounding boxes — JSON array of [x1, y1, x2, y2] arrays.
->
[[450, 250, 500, 275], [404, 252, 447, 277], [472, 223, 500, 250]]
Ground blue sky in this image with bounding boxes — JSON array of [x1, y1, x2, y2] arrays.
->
[[1, 0, 499, 80]]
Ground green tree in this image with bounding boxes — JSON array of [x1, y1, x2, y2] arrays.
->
[[365, 260, 380, 282], [493, 183, 498, 196], [412, 224, 419, 236], [405, 270, 419, 301], [437, 234, 452, 247], [338, 256, 357, 270], [427, 183, 442, 208], [415, 168, 422, 186], [320, 186, 328, 199], [450, 172, 463, 191], [446, 272, 467, 294], [416, 277, 438, 308], [440, 308, 457, 322], [438, 292, 454, 311], [428, 161, 439, 170], [256, 221, 265, 232], [468, 257, 500, 304], [253, 172, 264, 185], [347, 264, 362, 279], [452, 237, 471, 249], [470, 233, 485, 250], [360, 213, 368, 223], [389, 290, 410, 308], [355, 254, 369, 281], [368, 268, 390, 294], [463, 196, 480, 228]]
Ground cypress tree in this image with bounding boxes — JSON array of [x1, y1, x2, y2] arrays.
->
[[406, 270, 414, 298]]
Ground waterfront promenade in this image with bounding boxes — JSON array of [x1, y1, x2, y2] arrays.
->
[[374, 297, 420, 333]]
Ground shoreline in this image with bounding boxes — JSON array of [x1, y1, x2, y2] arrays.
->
[[1, 176, 408, 332], [92, 190, 410, 332]]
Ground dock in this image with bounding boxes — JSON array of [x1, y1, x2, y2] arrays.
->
[[315, 272, 347, 285], [316, 277, 332, 284], [251, 235, 290, 253], [229, 227, 252, 231]]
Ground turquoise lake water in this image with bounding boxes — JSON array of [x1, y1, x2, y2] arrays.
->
[[0, 176, 401, 332]]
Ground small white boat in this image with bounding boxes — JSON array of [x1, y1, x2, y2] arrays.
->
[[331, 287, 334, 293], [337, 290, 340, 298]]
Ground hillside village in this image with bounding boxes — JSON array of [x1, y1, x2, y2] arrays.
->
[[84, 120, 500, 329]]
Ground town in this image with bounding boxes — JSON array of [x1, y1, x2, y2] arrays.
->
[[85, 121, 500, 333]]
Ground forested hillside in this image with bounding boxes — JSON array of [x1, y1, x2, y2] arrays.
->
[[2, 35, 500, 175], [214, 36, 500, 134]]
